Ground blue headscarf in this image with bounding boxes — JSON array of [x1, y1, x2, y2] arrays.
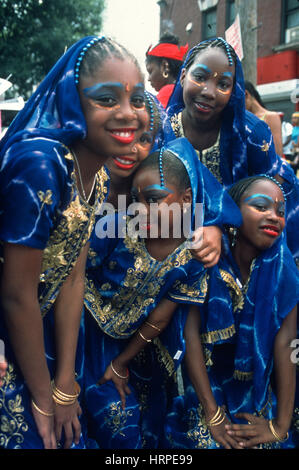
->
[[166, 37, 299, 264], [166, 37, 286, 187], [161, 137, 242, 232], [0, 36, 103, 159], [200, 232, 299, 412], [167, 37, 248, 185]]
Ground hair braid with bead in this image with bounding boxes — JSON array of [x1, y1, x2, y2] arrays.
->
[[184, 37, 237, 71], [76, 36, 143, 84], [137, 149, 190, 192], [228, 175, 286, 207]]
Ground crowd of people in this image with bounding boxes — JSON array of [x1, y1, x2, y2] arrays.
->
[[0, 33, 298, 451]]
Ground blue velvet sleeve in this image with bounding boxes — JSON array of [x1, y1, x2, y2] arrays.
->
[[245, 111, 280, 176], [0, 145, 67, 249], [167, 259, 208, 305], [200, 162, 243, 228]]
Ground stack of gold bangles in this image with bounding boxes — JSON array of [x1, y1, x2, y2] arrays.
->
[[52, 380, 81, 406], [206, 406, 226, 427], [268, 419, 289, 442], [138, 321, 162, 343]]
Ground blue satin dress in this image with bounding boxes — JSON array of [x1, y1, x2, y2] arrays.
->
[[0, 139, 108, 448], [164, 235, 299, 449], [82, 137, 243, 449]]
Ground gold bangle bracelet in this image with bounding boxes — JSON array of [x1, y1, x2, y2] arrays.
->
[[138, 331, 152, 343], [206, 406, 226, 427], [145, 321, 161, 332], [208, 414, 226, 427], [268, 419, 289, 442], [110, 360, 129, 380], [52, 381, 80, 400], [206, 406, 222, 425], [31, 399, 54, 417], [52, 395, 76, 406]]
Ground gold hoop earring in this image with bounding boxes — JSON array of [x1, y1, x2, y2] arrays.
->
[[162, 71, 169, 79]]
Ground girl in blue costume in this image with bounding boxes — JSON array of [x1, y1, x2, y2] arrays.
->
[[83, 137, 242, 449], [103, 91, 167, 208], [0, 36, 149, 449], [104, 89, 226, 270], [166, 37, 299, 267], [165, 175, 299, 449]]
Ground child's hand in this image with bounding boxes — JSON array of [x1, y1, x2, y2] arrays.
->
[[191, 226, 222, 268], [208, 414, 244, 449], [225, 413, 287, 448], [98, 360, 131, 410]]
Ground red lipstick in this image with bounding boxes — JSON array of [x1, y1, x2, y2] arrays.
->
[[109, 129, 136, 144]]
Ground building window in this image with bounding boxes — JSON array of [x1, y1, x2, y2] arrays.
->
[[202, 7, 217, 39], [283, 0, 299, 43], [226, 0, 235, 28]]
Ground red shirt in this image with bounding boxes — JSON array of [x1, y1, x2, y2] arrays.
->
[[156, 84, 175, 109]]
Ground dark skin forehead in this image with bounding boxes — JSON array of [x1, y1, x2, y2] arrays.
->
[[241, 179, 284, 203], [190, 47, 235, 76]]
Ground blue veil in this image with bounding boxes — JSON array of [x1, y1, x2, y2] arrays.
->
[[0, 36, 102, 159], [165, 37, 299, 264], [161, 137, 242, 231], [166, 38, 248, 185], [201, 232, 299, 412], [0, 36, 177, 163]]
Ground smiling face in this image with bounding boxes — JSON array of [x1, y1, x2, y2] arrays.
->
[[78, 57, 148, 160], [105, 117, 152, 179], [181, 47, 235, 125], [238, 179, 285, 253], [131, 166, 191, 238]]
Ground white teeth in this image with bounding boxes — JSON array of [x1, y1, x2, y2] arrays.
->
[[113, 131, 132, 137], [197, 103, 209, 109], [116, 157, 134, 165]]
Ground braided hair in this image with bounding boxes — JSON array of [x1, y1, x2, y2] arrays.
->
[[228, 175, 286, 206], [77, 37, 142, 83], [144, 92, 161, 139], [137, 149, 190, 192], [184, 37, 237, 71]]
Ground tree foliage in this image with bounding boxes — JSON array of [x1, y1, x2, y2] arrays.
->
[[0, 0, 106, 98]]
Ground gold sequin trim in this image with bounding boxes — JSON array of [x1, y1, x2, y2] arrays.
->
[[200, 324, 236, 344], [39, 154, 108, 316], [0, 363, 29, 448]]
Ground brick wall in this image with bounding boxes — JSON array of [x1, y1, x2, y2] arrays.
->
[[257, 0, 282, 57]]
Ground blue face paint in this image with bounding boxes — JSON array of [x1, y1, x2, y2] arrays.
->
[[134, 83, 145, 92], [131, 185, 174, 204], [243, 193, 274, 203], [244, 193, 285, 217], [192, 64, 212, 75], [143, 184, 174, 194], [189, 63, 233, 95], [83, 82, 124, 98], [222, 71, 233, 78], [83, 81, 145, 110]]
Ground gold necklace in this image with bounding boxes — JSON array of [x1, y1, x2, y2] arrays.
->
[[72, 150, 97, 203]]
